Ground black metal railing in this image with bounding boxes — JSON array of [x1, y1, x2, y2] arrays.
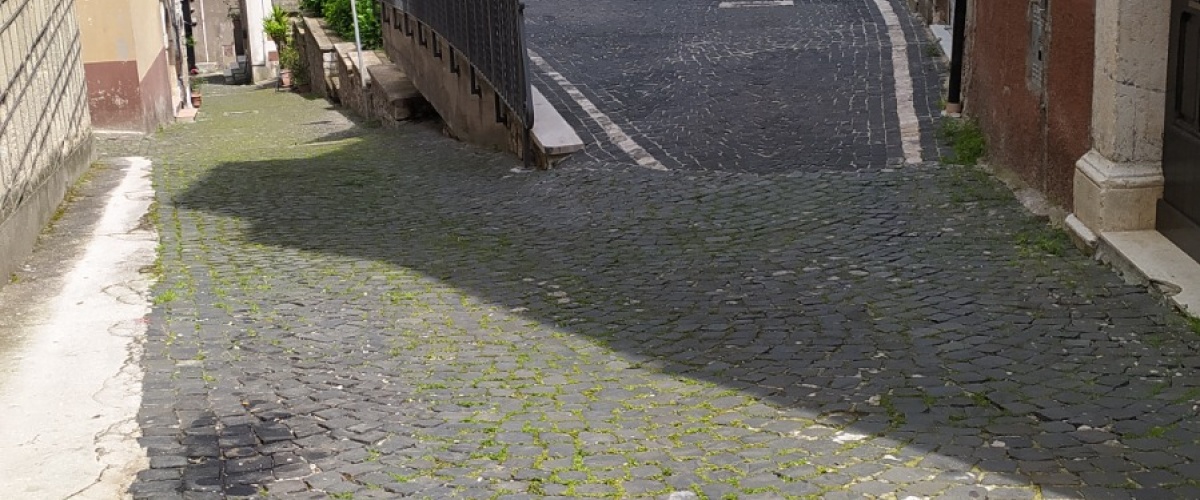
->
[[382, 0, 534, 130]]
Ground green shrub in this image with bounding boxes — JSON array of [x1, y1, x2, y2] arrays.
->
[[263, 5, 290, 46], [322, 0, 381, 49], [300, 0, 326, 16], [280, 44, 309, 87]]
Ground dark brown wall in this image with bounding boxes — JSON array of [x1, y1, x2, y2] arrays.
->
[[1044, 0, 1095, 204], [965, 0, 1095, 206], [84, 60, 146, 131], [85, 50, 175, 133]]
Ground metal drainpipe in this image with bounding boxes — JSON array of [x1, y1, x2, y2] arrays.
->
[[945, 0, 967, 114]]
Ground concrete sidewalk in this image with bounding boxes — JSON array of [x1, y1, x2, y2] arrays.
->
[[0, 156, 156, 499], [100, 85, 1200, 500]]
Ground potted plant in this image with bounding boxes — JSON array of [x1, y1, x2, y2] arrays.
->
[[278, 44, 300, 89], [263, 5, 290, 49], [190, 78, 203, 108]]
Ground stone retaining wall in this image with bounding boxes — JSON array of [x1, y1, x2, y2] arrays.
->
[[294, 16, 426, 126], [294, 17, 339, 101]]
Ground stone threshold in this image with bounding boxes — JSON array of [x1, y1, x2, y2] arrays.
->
[[930, 24, 952, 60], [531, 86, 584, 158], [1070, 214, 1200, 318]]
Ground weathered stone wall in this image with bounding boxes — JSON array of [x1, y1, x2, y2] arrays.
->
[[0, 0, 94, 280], [367, 64, 424, 128], [295, 17, 339, 101], [334, 43, 384, 119], [295, 16, 425, 126]]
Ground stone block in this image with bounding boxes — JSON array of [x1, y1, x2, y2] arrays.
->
[[366, 65, 427, 126], [1073, 149, 1163, 233]]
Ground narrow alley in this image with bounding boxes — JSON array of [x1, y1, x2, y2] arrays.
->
[[9, 0, 1199, 499]]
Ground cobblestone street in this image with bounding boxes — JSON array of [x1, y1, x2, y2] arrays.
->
[[523, 0, 946, 171], [122, 1, 1200, 499]]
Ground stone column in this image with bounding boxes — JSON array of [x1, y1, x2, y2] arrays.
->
[[242, 0, 273, 82], [1071, 0, 1171, 235]]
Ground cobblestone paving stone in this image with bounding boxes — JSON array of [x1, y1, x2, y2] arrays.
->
[[119, 85, 1200, 500], [523, 0, 947, 172]]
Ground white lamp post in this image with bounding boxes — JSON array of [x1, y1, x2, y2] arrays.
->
[[350, 0, 366, 87]]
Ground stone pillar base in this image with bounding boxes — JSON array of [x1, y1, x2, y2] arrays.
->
[[1072, 149, 1164, 234]]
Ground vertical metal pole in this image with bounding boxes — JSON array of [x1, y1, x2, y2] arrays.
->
[[198, 0, 210, 63], [945, 0, 967, 113], [516, 1, 534, 168], [351, 0, 367, 86]]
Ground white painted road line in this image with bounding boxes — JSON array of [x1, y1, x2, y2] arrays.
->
[[719, 1, 794, 8], [527, 49, 669, 171], [871, 0, 924, 164]]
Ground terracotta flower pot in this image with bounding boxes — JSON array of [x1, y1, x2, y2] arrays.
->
[[280, 69, 292, 88], [191, 93, 202, 108]]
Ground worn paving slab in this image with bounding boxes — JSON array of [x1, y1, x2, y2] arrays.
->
[[114, 85, 1200, 500]]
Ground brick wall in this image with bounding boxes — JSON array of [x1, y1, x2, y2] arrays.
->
[[0, 0, 94, 280], [965, 0, 1095, 206]]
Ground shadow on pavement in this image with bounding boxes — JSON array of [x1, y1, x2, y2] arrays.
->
[[159, 101, 1200, 499]]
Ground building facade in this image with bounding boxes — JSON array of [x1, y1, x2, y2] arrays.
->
[[76, 0, 188, 132], [961, 1, 1200, 272], [184, 0, 243, 75]]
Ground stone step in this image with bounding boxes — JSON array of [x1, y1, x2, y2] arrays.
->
[[366, 64, 428, 125], [530, 85, 584, 161]]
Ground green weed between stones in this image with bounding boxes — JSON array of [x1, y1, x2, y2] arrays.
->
[[940, 117, 987, 166], [47, 162, 104, 229], [1188, 316, 1200, 336], [943, 164, 1009, 204], [152, 289, 178, 305], [1014, 229, 1069, 257], [1174, 387, 1200, 404]]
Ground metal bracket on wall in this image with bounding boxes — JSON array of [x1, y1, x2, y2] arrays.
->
[[495, 93, 509, 124], [1028, 0, 1048, 95], [470, 68, 481, 96], [450, 50, 460, 74], [432, 34, 442, 58]]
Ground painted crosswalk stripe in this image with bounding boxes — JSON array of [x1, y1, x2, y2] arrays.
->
[[528, 49, 668, 171]]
